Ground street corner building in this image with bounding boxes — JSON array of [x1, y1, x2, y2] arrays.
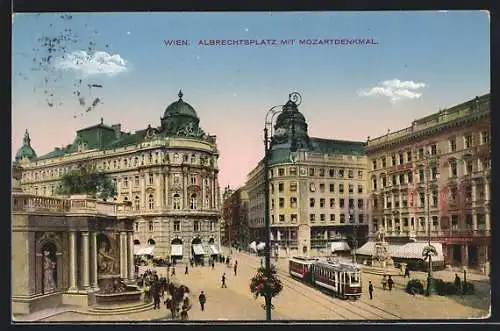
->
[[358, 93, 491, 273], [245, 97, 370, 259], [12, 91, 222, 314]]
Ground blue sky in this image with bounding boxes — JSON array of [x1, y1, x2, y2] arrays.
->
[[12, 11, 490, 188]]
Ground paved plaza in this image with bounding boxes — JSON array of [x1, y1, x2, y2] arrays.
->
[[18, 248, 490, 322]]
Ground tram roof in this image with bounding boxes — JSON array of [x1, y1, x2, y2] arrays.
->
[[314, 260, 361, 272], [290, 256, 319, 263]]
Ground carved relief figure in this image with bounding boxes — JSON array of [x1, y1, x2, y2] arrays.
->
[[97, 236, 117, 274], [43, 250, 56, 291]]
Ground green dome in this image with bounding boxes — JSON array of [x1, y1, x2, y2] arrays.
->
[[163, 90, 198, 119], [15, 129, 37, 161]]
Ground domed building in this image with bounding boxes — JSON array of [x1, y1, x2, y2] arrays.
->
[[245, 94, 369, 258], [15, 130, 37, 162], [14, 90, 222, 264]]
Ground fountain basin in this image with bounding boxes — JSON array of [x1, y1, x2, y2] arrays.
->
[[95, 275, 142, 305]]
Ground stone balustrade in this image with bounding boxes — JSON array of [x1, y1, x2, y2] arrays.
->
[[12, 193, 132, 217]]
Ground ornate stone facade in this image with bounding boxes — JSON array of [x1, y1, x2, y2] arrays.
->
[[12, 162, 136, 316], [14, 91, 221, 264], [246, 99, 369, 258], [366, 93, 491, 269]]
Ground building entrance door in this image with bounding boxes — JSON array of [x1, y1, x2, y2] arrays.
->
[[468, 245, 478, 267], [452, 244, 461, 265]]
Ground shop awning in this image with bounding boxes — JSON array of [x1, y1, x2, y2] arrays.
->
[[331, 241, 351, 252], [193, 244, 205, 255], [256, 242, 266, 250], [209, 245, 220, 255], [356, 241, 444, 261], [135, 245, 155, 255], [171, 244, 183, 256], [249, 241, 257, 252], [392, 242, 444, 261]]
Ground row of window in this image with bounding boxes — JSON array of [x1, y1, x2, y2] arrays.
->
[[271, 182, 365, 194], [21, 151, 216, 182], [270, 213, 365, 224], [271, 167, 364, 179], [372, 213, 488, 231], [137, 219, 217, 232], [116, 173, 209, 189], [271, 197, 366, 209], [371, 131, 489, 170], [371, 157, 490, 190]]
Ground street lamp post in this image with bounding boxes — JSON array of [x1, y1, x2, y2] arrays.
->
[[263, 92, 301, 321], [423, 151, 440, 296]]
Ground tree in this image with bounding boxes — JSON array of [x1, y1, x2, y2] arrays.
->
[[56, 165, 117, 200]]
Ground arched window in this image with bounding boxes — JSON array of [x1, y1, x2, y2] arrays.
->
[[148, 238, 156, 245], [133, 157, 139, 166], [124, 196, 129, 202], [134, 239, 140, 245], [148, 221, 153, 232], [148, 194, 154, 210], [190, 193, 197, 210], [134, 196, 140, 210], [173, 153, 179, 163], [124, 159, 128, 168], [173, 194, 181, 210]]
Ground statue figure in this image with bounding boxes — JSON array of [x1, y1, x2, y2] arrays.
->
[[43, 251, 56, 291], [376, 228, 386, 243], [97, 242, 116, 274]]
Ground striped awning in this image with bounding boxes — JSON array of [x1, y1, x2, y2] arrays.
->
[[209, 245, 220, 255], [331, 241, 351, 252], [134, 245, 155, 255], [171, 244, 183, 256], [193, 244, 205, 255]]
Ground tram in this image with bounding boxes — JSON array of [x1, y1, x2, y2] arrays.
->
[[288, 257, 362, 300]]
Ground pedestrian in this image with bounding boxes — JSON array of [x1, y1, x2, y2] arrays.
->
[[221, 273, 227, 288], [404, 267, 410, 278], [234, 261, 238, 276], [454, 273, 461, 289], [190, 259, 194, 268], [172, 267, 176, 276], [387, 275, 394, 291], [185, 265, 189, 275], [368, 281, 374, 300], [152, 281, 161, 309], [212, 260, 215, 269], [382, 275, 387, 290], [199, 291, 206, 311]]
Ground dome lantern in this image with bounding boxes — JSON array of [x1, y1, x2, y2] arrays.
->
[[15, 129, 37, 161]]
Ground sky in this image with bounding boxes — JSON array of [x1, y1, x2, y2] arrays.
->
[[12, 11, 490, 189]]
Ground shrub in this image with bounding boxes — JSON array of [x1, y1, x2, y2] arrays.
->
[[463, 282, 475, 295], [434, 278, 446, 296], [406, 279, 424, 295], [444, 282, 458, 295]]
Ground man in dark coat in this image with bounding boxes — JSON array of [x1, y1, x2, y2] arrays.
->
[[185, 265, 189, 275], [221, 273, 227, 288], [368, 281, 374, 300], [198, 291, 206, 311], [234, 260, 238, 276], [152, 281, 161, 309], [387, 275, 394, 291]]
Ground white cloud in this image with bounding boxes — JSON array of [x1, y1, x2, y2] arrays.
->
[[127, 31, 131, 35], [55, 50, 128, 77], [232, 93, 237, 97], [357, 79, 426, 103], [244, 27, 249, 32]]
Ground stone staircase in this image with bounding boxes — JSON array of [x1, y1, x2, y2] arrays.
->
[[86, 301, 154, 315]]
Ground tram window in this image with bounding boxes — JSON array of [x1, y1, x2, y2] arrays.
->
[[350, 273, 360, 284]]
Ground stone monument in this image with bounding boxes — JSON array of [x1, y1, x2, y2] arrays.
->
[[371, 228, 395, 269]]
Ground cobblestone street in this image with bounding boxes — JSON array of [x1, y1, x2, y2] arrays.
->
[[32, 248, 490, 322]]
